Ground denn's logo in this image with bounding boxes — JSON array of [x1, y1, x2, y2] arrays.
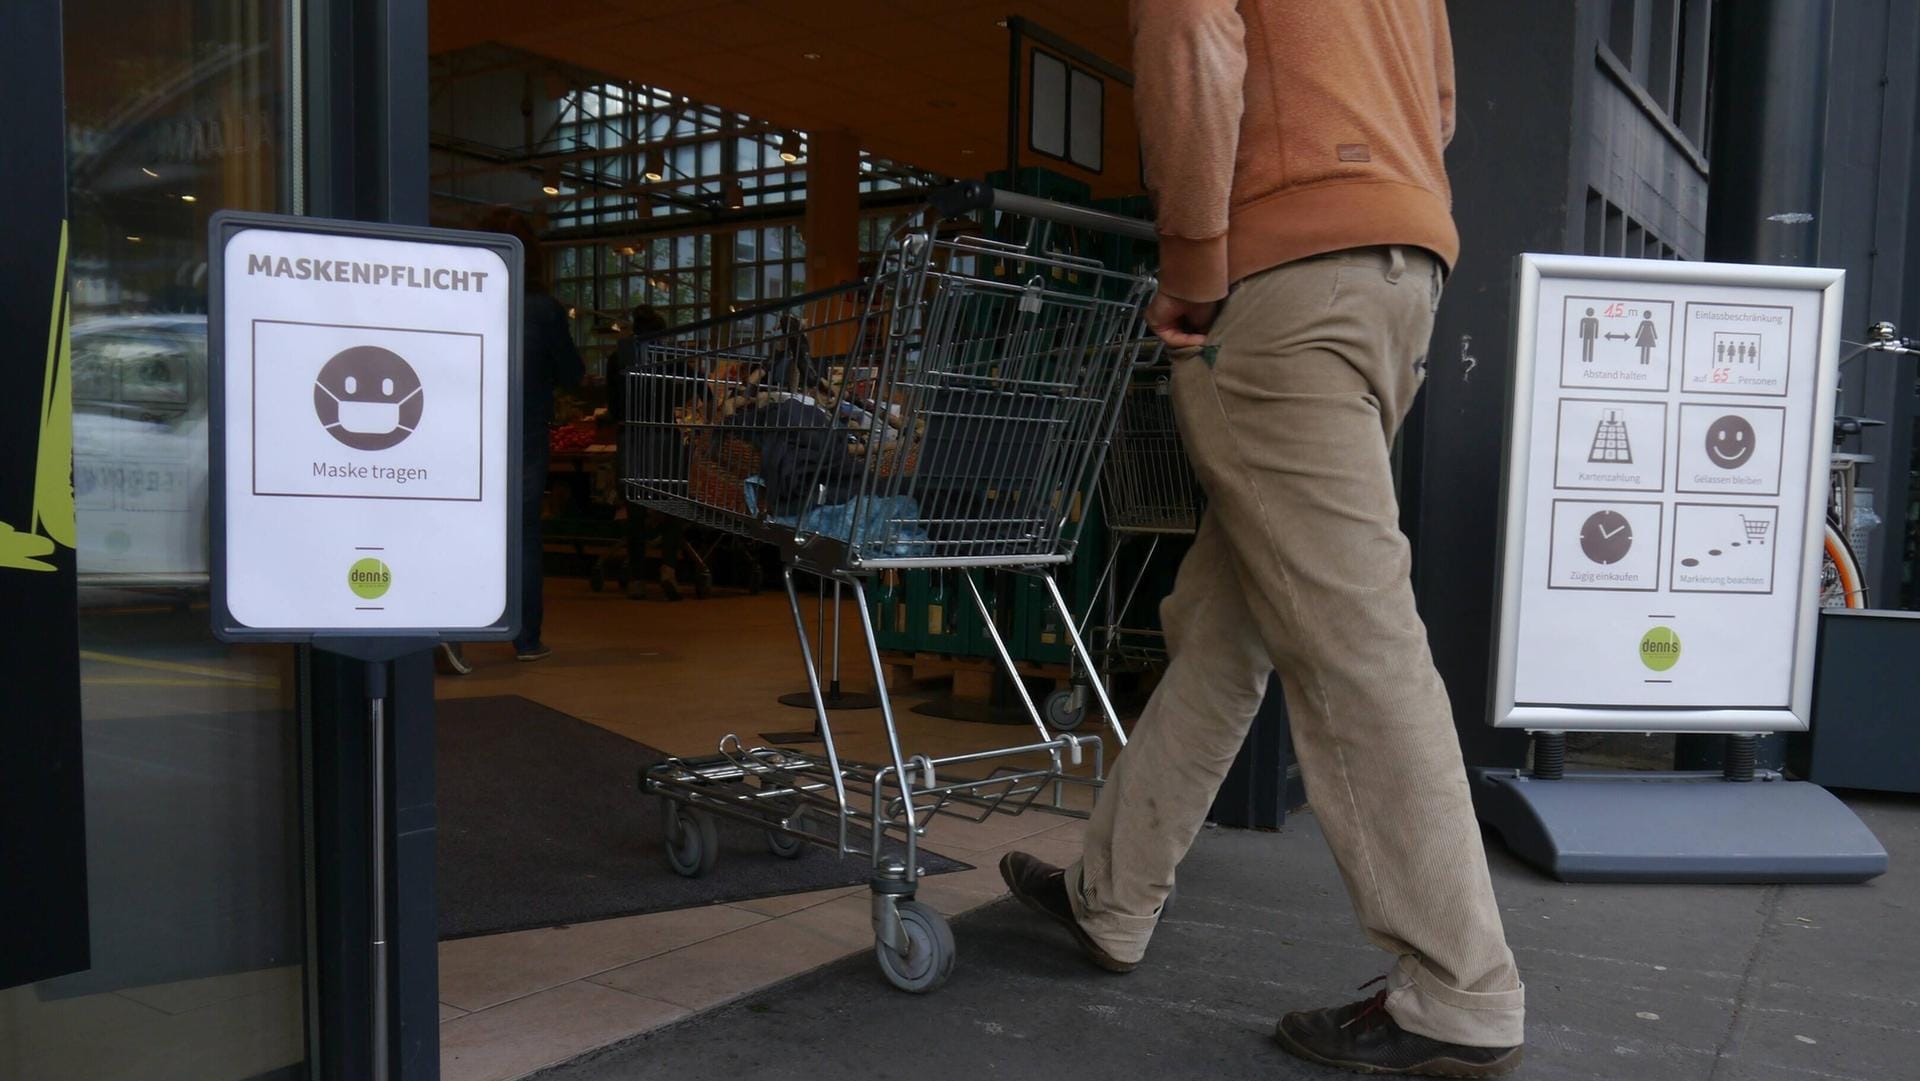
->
[[348, 557, 392, 600], [1639, 626, 1681, 672]]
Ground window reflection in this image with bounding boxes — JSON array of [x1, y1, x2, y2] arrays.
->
[[0, 3, 306, 1080]]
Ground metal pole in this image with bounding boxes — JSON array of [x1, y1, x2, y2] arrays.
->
[[830, 580, 844, 696], [815, 575, 828, 685], [365, 660, 390, 1081], [1041, 573, 1127, 747], [1005, 16, 1023, 189]]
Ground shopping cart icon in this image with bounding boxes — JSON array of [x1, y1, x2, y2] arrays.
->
[[1742, 515, 1771, 545]]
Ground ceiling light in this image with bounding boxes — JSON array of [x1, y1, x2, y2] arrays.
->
[[542, 184, 561, 196], [724, 180, 745, 209], [179, 194, 197, 203], [125, 235, 143, 242], [996, 19, 1009, 28], [960, 149, 976, 156], [779, 131, 802, 163], [140, 167, 158, 178], [643, 148, 665, 182], [542, 165, 561, 196], [802, 52, 821, 61]]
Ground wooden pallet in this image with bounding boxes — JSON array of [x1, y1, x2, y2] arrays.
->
[[881, 650, 1071, 700]]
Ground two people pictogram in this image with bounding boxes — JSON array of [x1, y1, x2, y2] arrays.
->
[[1579, 307, 1660, 366]]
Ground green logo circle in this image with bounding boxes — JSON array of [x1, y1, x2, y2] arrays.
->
[[348, 558, 392, 600], [1640, 626, 1682, 672]]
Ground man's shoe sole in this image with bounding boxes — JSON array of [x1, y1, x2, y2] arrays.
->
[[1271, 1025, 1523, 1079], [997, 854, 1136, 974]]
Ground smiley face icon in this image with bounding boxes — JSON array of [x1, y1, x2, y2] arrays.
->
[[313, 346, 424, 451], [1706, 414, 1756, 471]]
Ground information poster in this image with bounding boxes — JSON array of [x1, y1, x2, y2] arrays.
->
[[1493, 256, 1844, 732], [210, 214, 520, 639]]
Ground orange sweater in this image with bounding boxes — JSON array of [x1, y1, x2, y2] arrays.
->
[[1132, 0, 1459, 302]]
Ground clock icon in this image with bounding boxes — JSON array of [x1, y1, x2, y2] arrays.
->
[[1580, 510, 1634, 564]]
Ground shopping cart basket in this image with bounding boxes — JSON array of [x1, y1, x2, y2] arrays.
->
[[621, 182, 1157, 992]]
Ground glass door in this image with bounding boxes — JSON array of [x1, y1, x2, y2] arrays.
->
[[0, 2, 309, 1079]]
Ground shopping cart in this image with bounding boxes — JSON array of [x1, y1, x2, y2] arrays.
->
[[1742, 514, 1771, 545], [1044, 354, 1203, 731], [622, 182, 1157, 992]]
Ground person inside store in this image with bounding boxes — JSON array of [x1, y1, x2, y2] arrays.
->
[[441, 208, 583, 670], [997, 2, 1527, 1077], [608, 304, 692, 601]]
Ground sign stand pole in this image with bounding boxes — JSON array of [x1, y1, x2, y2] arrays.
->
[[317, 635, 433, 1081], [365, 658, 391, 1081]]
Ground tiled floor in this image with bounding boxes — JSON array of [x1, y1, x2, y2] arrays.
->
[[435, 578, 1108, 1081]]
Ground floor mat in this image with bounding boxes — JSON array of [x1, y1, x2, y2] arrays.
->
[[436, 695, 967, 939]]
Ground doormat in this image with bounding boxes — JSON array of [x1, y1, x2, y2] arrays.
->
[[436, 695, 968, 939]]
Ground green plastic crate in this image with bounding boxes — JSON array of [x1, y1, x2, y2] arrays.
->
[[914, 570, 973, 655], [868, 569, 917, 653]]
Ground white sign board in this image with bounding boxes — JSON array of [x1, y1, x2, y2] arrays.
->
[[1493, 255, 1844, 732], [209, 213, 521, 641]]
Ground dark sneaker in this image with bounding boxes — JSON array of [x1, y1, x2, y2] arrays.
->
[[997, 852, 1136, 973], [1273, 980, 1522, 1078], [515, 643, 553, 662]]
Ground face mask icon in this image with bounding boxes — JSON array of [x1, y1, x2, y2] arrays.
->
[[313, 346, 424, 451]]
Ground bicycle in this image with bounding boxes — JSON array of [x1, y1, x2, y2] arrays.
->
[[1823, 321, 1918, 608]]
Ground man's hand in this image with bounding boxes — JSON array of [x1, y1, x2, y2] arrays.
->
[[1145, 292, 1220, 349]]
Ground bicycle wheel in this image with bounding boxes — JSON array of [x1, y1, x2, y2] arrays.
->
[[1819, 519, 1866, 609]]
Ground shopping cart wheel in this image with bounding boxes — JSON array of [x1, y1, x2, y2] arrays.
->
[[1045, 688, 1087, 732], [662, 801, 718, 878], [766, 828, 807, 859], [875, 900, 955, 994]]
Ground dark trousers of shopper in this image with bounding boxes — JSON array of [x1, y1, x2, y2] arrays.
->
[[514, 432, 549, 652], [626, 509, 687, 576]]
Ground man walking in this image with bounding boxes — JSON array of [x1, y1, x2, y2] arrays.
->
[[1000, 2, 1526, 1076]]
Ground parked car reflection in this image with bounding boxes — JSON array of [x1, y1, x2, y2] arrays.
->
[[71, 315, 210, 591]]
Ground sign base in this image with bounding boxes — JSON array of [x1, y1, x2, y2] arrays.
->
[[1470, 767, 1887, 883]]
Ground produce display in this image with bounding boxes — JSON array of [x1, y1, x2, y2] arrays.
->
[[548, 421, 599, 453]]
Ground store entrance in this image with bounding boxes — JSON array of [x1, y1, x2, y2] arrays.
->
[[418, 6, 1169, 1066]]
